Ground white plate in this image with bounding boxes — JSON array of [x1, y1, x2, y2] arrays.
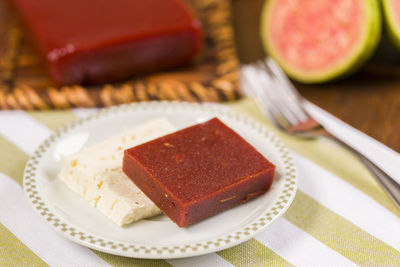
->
[[23, 101, 297, 259]]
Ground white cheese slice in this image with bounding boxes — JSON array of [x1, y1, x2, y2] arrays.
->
[[58, 118, 176, 226]]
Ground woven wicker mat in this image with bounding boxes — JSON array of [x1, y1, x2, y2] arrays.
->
[[0, 0, 241, 110]]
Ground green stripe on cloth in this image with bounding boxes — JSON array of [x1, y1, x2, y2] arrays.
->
[[94, 251, 172, 267], [228, 99, 400, 217], [285, 191, 400, 265], [0, 136, 28, 185], [0, 223, 48, 267], [218, 238, 293, 267], [28, 110, 77, 131]]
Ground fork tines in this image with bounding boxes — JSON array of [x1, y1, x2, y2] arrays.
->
[[241, 58, 309, 129]]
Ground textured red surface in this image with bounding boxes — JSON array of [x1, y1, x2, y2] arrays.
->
[[10, 0, 203, 85], [123, 118, 275, 227]]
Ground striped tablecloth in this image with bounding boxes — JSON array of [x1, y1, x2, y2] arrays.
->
[[1, 98, 399, 266]]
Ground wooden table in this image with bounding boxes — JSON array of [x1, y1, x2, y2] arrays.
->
[[232, 0, 400, 153]]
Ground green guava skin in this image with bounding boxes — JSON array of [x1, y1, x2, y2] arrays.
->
[[382, 0, 400, 51], [260, 0, 382, 84]]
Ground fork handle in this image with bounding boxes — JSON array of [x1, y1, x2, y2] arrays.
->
[[327, 133, 400, 209]]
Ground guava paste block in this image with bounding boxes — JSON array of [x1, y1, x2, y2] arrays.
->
[[9, 0, 203, 85], [123, 118, 275, 227]]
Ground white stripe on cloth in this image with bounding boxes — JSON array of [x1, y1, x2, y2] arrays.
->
[[0, 172, 111, 267], [294, 153, 400, 251], [0, 111, 52, 155], [256, 218, 357, 267], [167, 253, 233, 267]]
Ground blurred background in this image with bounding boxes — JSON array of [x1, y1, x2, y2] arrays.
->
[[1, 0, 399, 151]]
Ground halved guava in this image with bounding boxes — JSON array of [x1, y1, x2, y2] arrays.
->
[[382, 0, 400, 50], [260, 0, 381, 83]]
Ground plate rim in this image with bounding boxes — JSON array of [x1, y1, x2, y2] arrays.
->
[[22, 101, 297, 259]]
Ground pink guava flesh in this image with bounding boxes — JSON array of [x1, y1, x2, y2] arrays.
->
[[269, 0, 364, 72], [391, 0, 400, 27]]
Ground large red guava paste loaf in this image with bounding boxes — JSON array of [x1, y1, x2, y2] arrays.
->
[[123, 118, 275, 227], [10, 0, 203, 85]]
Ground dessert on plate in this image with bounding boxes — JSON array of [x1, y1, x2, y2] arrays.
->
[[60, 117, 275, 227]]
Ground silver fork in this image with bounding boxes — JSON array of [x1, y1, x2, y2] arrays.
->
[[241, 58, 400, 210]]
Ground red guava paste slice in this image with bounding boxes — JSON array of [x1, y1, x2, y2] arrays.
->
[[123, 118, 275, 227], [269, 0, 364, 72]]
